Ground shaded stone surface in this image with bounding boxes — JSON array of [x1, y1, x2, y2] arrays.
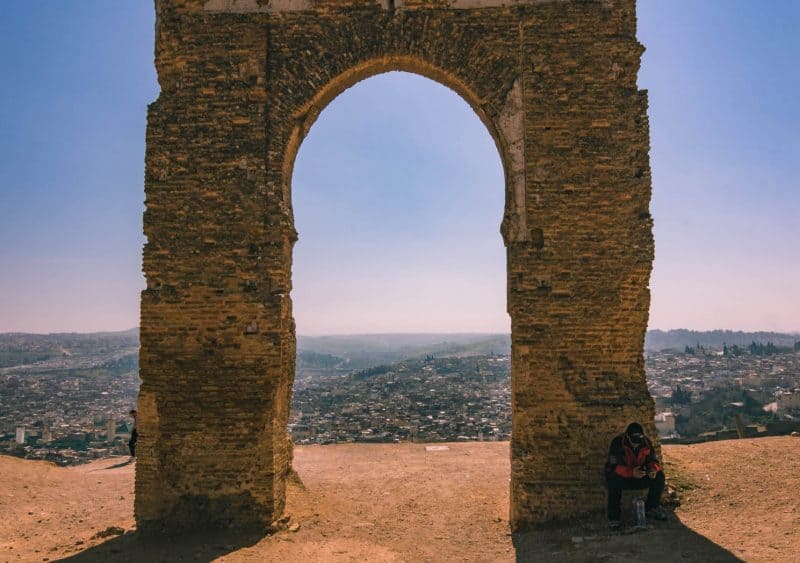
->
[[137, 0, 656, 533]]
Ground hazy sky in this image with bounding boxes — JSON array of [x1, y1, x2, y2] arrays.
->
[[0, 1, 797, 334]]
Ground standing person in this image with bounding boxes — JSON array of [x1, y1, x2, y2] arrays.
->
[[128, 409, 138, 459], [605, 422, 667, 530]]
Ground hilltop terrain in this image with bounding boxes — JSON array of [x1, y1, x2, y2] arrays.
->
[[1, 437, 797, 562]]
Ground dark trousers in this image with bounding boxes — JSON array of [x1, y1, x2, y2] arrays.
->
[[129, 429, 138, 457], [606, 470, 665, 520]]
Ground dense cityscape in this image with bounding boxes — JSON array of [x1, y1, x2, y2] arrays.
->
[[290, 355, 511, 444], [2, 331, 799, 464], [0, 331, 139, 465], [647, 343, 800, 439]]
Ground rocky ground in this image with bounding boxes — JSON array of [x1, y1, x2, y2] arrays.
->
[[1, 437, 798, 562]]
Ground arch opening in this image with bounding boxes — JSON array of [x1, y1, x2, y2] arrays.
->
[[290, 69, 509, 333], [282, 70, 515, 537], [287, 69, 511, 454]]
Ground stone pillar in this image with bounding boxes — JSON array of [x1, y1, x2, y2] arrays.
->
[[508, 0, 656, 528], [135, 6, 292, 531]]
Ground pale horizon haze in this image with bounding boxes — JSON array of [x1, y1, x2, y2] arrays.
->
[[0, 1, 797, 335]]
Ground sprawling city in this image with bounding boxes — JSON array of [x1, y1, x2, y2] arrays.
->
[[0, 331, 139, 465], [290, 354, 512, 444], [2, 330, 799, 465]]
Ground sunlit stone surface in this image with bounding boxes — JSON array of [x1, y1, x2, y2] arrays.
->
[[137, 0, 656, 533]]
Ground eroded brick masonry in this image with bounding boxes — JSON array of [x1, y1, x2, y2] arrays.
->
[[137, 0, 656, 532]]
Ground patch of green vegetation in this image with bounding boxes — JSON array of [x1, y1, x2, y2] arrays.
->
[[352, 364, 390, 379], [660, 457, 700, 507], [675, 386, 774, 437], [50, 436, 88, 451], [297, 350, 345, 369], [663, 459, 699, 494], [0, 351, 57, 367]]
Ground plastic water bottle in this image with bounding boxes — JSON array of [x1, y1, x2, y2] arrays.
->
[[634, 496, 647, 528]]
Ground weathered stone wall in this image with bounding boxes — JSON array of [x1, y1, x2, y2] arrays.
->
[[137, 0, 655, 533]]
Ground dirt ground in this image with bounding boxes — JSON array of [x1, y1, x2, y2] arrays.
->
[[663, 438, 800, 562], [1, 437, 798, 562]]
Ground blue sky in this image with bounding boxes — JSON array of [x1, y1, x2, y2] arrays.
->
[[640, 0, 799, 332], [291, 73, 506, 334], [0, 2, 156, 333], [0, 1, 797, 334]]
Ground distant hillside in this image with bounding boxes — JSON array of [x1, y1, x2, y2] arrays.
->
[[645, 329, 799, 351], [300, 331, 800, 363], [296, 350, 347, 370], [0, 328, 139, 372], [297, 333, 510, 369], [3, 328, 797, 369]]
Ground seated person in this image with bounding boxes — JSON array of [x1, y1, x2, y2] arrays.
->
[[606, 422, 667, 529]]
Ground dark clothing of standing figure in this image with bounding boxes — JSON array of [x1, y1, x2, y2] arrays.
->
[[605, 422, 664, 521], [129, 428, 138, 457]]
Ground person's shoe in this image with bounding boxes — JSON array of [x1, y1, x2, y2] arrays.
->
[[646, 507, 667, 521], [609, 520, 623, 531]]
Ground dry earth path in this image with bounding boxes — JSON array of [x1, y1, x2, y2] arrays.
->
[[0, 437, 797, 562]]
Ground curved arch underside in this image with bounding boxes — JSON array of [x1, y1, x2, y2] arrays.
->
[[138, 0, 655, 533]]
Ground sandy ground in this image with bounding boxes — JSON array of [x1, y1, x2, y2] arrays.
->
[[0, 437, 798, 562], [664, 438, 800, 562], [0, 455, 135, 561]]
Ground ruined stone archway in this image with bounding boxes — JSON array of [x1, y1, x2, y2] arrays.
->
[[137, 0, 656, 533]]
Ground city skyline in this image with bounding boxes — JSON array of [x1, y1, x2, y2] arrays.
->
[[1, 1, 798, 334]]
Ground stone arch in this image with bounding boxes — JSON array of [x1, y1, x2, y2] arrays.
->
[[281, 55, 527, 248], [137, 0, 656, 534]]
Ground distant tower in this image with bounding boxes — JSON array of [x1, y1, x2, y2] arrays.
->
[[15, 426, 26, 445], [106, 419, 116, 443], [41, 423, 52, 443]]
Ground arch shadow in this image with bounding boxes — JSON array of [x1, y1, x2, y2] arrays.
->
[[56, 513, 743, 562], [511, 511, 743, 562], [55, 528, 265, 563]]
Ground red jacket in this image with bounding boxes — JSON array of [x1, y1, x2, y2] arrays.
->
[[607, 433, 662, 478]]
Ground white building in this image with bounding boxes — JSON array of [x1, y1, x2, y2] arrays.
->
[[654, 412, 677, 438], [778, 390, 800, 412], [15, 426, 26, 445]]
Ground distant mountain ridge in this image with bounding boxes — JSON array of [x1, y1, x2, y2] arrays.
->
[[644, 329, 799, 351], [1, 328, 798, 369], [297, 333, 510, 369], [0, 328, 139, 370], [298, 330, 800, 360]]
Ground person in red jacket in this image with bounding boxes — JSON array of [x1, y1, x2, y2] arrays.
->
[[606, 422, 667, 530]]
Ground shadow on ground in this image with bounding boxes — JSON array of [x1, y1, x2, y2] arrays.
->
[[513, 511, 743, 563], [88, 458, 134, 471], [58, 513, 744, 563], [56, 528, 266, 563]]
